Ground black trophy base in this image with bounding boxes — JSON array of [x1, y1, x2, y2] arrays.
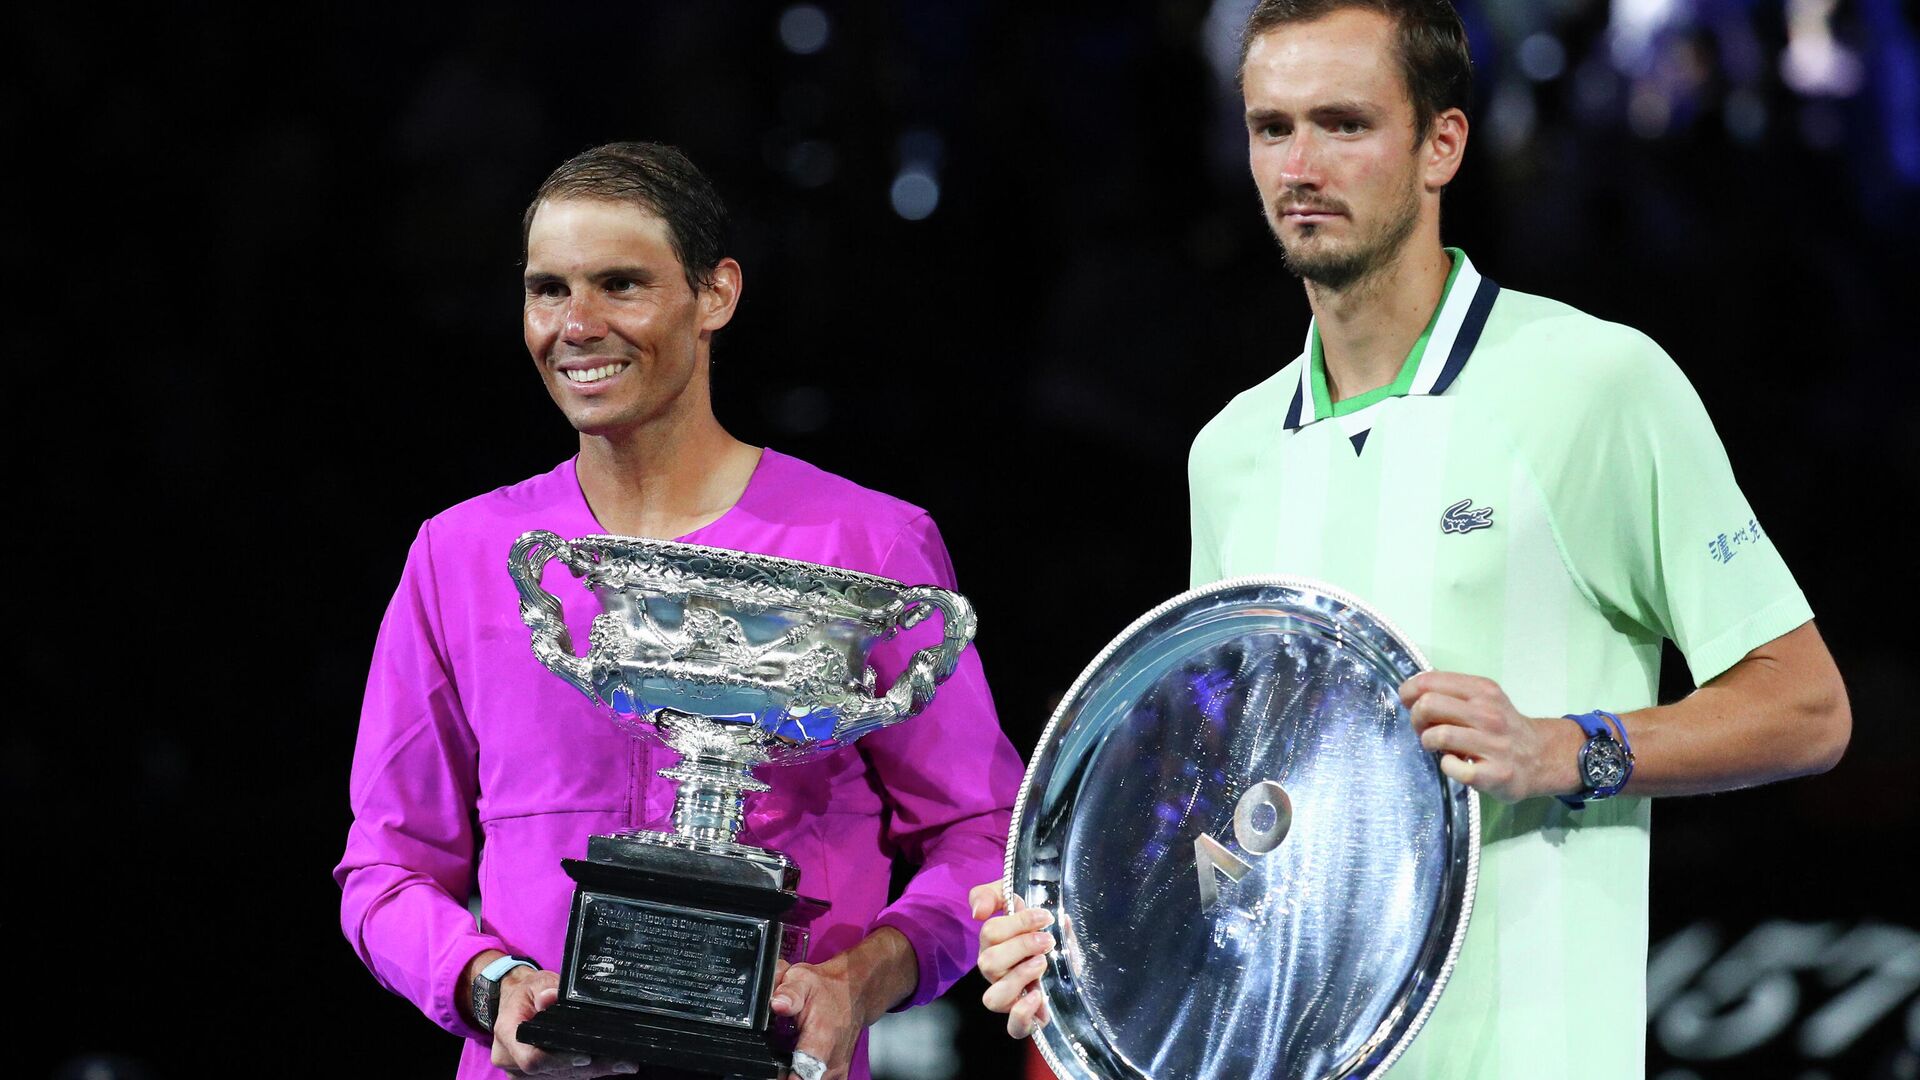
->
[[517, 999, 786, 1078], [516, 835, 828, 1080]]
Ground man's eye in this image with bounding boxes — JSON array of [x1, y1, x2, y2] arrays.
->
[[1262, 123, 1289, 139], [532, 283, 566, 299], [606, 278, 636, 292], [1338, 120, 1366, 135]]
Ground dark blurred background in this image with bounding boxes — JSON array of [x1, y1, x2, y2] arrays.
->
[[14, 1, 1918, 1078]]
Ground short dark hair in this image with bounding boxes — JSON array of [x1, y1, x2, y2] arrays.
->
[[1239, 0, 1473, 145], [522, 141, 732, 290]]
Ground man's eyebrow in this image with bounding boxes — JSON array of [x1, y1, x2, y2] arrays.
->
[[593, 265, 657, 284], [521, 266, 660, 288], [1308, 99, 1378, 119], [1247, 99, 1380, 123]]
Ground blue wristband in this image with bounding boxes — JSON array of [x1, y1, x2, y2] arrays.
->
[[1558, 709, 1634, 809], [481, 953, 539, 982]]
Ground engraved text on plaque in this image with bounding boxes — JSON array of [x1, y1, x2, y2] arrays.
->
[[565, 893, 769, 1027]]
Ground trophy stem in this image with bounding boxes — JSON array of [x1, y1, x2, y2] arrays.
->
[[659, 753, 771, 846]]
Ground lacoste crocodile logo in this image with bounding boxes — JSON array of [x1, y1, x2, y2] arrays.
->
[[1441, 499, 1495, 535]]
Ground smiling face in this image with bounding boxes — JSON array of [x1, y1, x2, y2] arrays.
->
[[1243, 7, 1459, 289], [522, 197, 739, 441]]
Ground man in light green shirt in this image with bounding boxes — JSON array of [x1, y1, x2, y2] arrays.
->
[[975, 1, 1850, 1075]]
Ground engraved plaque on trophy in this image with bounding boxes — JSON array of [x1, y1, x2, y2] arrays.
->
[[506, 531, 976, 1078]]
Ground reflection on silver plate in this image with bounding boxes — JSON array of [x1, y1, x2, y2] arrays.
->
[[1006, 578, 1478, 1080]]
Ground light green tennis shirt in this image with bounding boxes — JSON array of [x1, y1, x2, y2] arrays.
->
[[1187, 250, 1812, 1078]]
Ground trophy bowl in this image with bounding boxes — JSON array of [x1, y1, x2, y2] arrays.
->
[[506, 529, 978, 1078], [510, 529, 975, 756], [510, 529, 976, 857]]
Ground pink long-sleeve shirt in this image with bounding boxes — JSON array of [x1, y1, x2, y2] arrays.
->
[[335, 450, 1024, 1079]]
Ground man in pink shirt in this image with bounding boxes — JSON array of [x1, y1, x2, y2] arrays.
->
[[335, 142, 1024, 1080]]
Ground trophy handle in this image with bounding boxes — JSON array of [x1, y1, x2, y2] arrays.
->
[[874, 585, 978, 722], [507, 530, 599, 700]]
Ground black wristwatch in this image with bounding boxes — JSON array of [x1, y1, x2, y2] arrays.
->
[[1557, 710, 1634, 809], [470, 954, 540, 1032]]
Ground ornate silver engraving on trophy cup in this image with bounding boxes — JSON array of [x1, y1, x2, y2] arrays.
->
[[510, 529, 974, 867], [506, 529, 977, 1076], [1007, 577, 1479, 1080]]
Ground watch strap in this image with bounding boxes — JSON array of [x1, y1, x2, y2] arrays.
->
[[472, 954, 540, 1032], [481, 954, 540, 983], [1558, 709, 1634, 809]]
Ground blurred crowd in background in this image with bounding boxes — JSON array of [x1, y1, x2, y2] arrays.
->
[[15, 2, 1915, 1078]]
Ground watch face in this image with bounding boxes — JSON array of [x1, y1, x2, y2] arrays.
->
[[472, 980, 495, 1031], [1583, 739, 1628, 790]]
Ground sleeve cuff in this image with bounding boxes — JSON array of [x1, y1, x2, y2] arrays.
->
[[1682, 592, 1814, 686], [438, 933, 514, 1041], [867, 910, 942, 1011]]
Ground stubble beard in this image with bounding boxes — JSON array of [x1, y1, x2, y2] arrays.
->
[[1273, 174, 1422, 293]]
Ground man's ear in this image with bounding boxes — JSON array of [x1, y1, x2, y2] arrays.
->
[[1423, 107, 1469, 192], [699, 258, 744, 332]]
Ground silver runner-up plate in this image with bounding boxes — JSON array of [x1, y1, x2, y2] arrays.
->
[[1006, 577, 1478, 1080]]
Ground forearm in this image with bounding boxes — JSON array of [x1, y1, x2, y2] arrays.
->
[[1609, 621, 1849, 797], [820, 926, 919, 1025], [339, 861, 508, 1037], [869, 822, 1015, 1007], [1409, 622, 1849, 804], [860, 643, 1023, 1006]]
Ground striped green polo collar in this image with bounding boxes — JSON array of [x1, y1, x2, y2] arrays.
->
[[1283, 248, 1501, 431]]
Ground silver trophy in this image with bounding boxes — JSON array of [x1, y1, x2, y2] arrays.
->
[[1007, 577, 1479, 1080], [505, 529, 977, 1078]]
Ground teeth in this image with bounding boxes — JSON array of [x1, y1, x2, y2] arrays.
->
[[564, 363, 628, 384]]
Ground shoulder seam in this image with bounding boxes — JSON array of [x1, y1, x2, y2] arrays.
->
[[413, 520, 475, 750], [877, 511, 934, 577], [1475, 407, 1614, 621], [418, 519, 456, 664]]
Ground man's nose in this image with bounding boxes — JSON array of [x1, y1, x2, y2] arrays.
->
[[562, 294, 607, 345], [1280, 128, 1322, 188]]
